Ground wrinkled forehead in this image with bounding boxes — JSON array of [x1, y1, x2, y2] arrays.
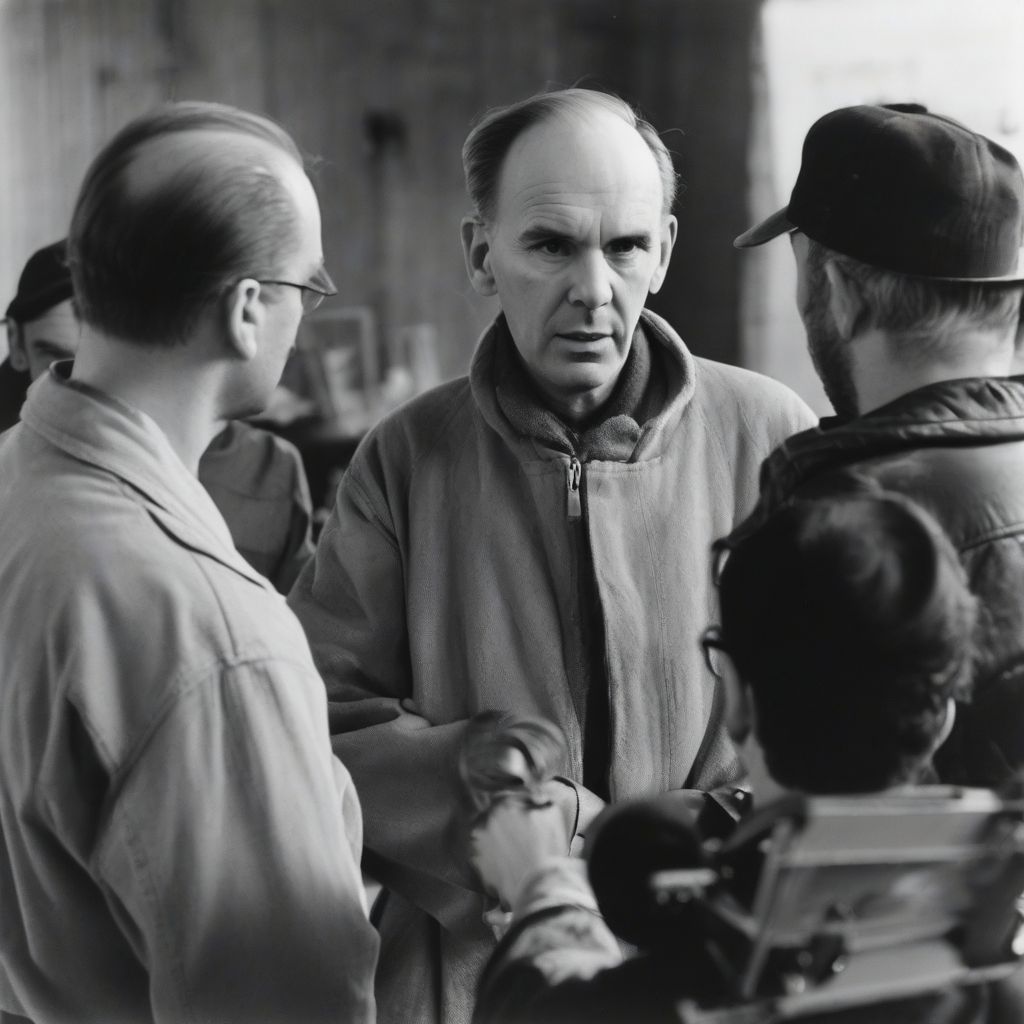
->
[[494, 110, 666, 225]]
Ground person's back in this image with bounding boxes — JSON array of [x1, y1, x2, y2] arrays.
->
[[728, 103, 1024, 788], [0, 101, 377, 1023], [471, 489, 1021, 1024], [0, 385, 368, 1020]]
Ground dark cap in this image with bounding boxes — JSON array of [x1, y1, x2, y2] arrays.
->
[[734, 104, 1024, 282], [5, 239, 73, 323]]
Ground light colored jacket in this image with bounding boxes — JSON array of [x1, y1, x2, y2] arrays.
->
[[288, 310, 816, 1024], [0, 367, 378, 1024]]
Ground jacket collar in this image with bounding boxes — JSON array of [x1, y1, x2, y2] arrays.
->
[[21, 364, 269, 589], [469, 309, 696, 463], [492, 317, 659, 461], [724, 374, 1024, 551]]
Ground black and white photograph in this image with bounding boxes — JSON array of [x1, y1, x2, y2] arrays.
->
[[0, 2, 1022, 1022]]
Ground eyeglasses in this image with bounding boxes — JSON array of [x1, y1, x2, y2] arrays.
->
[[258, 264, 338, 315], [699, 625, 728, 679]]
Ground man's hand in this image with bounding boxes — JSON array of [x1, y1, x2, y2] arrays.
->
[[470, 796, 572, 911]]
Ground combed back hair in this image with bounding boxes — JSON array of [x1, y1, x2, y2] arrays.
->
[[69, 101, 305, 348], [806, 237, 1023, 363], [718, 488, 976, 794], [462, 87, 679, 222]]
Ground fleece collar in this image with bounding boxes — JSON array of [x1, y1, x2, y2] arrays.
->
[[493, 317, 665, 461], [470, 309, 696, 464]]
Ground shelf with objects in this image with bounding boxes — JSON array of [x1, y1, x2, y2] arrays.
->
[[253, 306, 443, 525]]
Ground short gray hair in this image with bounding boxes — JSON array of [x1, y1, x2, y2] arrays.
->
[[806, 238, 1023, 364], [69, 101, 305, 348], [462, 87, 679, 222]]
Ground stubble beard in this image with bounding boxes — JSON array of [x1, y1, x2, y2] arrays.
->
[[802, 280, 859, 420]]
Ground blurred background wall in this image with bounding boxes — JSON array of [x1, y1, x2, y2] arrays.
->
[[0, 0, 761, 383], [0, 0, 1021, 415]]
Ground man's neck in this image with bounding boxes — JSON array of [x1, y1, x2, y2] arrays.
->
[[851, 327, 1015, 414], [71, 331, 222, 474], [536, 378, 618, 426]]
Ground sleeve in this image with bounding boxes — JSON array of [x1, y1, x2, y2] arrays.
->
[[473, 859, 625, 1024], [779, 388, 819, 439], [96, 657, 379, 1024], [288, 458, 605, 936], [269, 439, 316, 594]]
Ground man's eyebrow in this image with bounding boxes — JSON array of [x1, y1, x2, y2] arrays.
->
[[517, 225, 572, 245], [517, 226, 654, 247], [613, 232, 653, 247]]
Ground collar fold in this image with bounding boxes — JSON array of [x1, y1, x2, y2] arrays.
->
[[21, 365, 268, 589]]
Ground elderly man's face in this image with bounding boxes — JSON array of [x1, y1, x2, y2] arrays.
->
[[8, 299, 79, 381], [465, 110, 676, 422]]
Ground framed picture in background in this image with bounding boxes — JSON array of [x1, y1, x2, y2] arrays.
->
[[299, 306, 380, 434]]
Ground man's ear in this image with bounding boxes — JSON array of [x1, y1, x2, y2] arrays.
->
[[720, 652, 753, 747], [824, 259, 865, 340], [931, 697, 957, 754], [648, 215, 678, 295], [7, 322, 29, 373], [461, 216, 498, 297], [224, 279, 262, 360]]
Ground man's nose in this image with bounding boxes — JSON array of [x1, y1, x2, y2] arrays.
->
[[567, 251, 613, 310]]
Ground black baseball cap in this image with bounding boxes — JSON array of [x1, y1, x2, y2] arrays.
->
[[734, 104, 1024, 283], [5, 239, 73, 323]]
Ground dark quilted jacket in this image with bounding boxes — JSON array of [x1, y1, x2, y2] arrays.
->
[[724, 375, 1024, 788]]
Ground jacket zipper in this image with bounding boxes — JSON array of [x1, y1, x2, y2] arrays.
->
[[566, 457, 582, 520]]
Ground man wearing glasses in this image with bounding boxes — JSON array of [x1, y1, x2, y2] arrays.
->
[[0, 239, 324, 592], [0, 102, 377, 1023]]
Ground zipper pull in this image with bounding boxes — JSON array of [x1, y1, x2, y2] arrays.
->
[[566, 457, 582, 520]]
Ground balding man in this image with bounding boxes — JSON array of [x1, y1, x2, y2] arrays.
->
[[288, 87, 814, 1024], [0, 103, 377, 1023], [0, 239, 316, 594]]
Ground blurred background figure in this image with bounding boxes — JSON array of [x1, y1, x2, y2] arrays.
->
[[1, 239, 315, 592], [0, 241, 76, 393]]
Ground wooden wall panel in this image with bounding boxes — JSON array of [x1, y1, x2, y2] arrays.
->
[[0, 0, 756, 377]]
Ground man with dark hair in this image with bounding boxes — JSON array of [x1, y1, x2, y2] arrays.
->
[[725, 103, 1024, 789], [0, 102, 378, 1023], [1, 239, 316, 592], [713, 487, 971, 797], [288, 85, 815, 1024], [471, 490, 998, 1024]]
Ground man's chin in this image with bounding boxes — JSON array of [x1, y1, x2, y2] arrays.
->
[[552, 366, 614, 393], [540, 369, 622, 419], [222, 393, 272, 424]]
